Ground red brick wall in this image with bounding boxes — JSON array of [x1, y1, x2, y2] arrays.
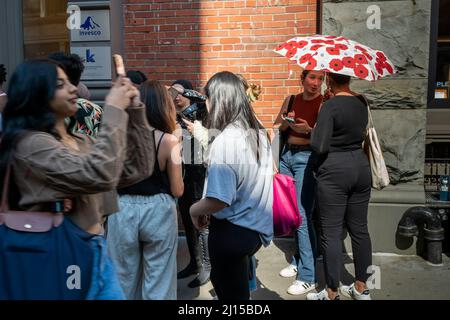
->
[[123, 0, 319, 127]]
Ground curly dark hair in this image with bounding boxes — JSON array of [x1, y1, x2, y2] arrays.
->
[[48, 52, 85, 86], [0, 64, 6, 86]]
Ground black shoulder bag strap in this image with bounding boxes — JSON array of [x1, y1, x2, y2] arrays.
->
[[279, 95, 296, 160], [355, 94, 372, 129], [287, 94, 295, 113]]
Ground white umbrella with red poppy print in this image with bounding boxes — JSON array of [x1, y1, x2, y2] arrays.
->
[[274, 35, 396, 81]]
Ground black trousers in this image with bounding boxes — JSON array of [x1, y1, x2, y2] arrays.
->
[[179, 165, 208, 270], [209, 217, 262, 300], [316, 149, 372, 290]]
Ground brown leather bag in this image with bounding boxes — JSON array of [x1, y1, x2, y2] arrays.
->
[[0, 164, 63, 232]]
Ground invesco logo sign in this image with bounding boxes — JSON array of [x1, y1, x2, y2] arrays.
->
[[66, 5, 102, 36], [79, 16, 102, 36]]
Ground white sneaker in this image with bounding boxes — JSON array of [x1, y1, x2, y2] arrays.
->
[[306, 289, 340, 300], [340, 283, 371, 300], [287, 280, 316, 295], [279, 264, 297, 278]]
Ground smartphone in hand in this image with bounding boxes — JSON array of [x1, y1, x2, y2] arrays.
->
[[284, 116, 295, 123]]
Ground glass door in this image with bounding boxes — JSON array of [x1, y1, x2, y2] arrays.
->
[[22, 0, 69, 59]]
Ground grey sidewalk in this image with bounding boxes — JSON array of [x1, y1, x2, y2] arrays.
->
[[177, 237, 450, 300]]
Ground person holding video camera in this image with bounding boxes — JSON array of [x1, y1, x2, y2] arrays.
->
[[171, 79, 211, 288]]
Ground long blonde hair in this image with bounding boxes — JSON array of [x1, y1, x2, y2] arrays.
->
[[236, 74, 261, 103]]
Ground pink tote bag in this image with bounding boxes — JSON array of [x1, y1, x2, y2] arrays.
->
[[273, 173, 302, 237]]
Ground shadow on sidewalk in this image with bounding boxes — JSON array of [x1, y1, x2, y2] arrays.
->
[[271, 234, 357, 290], [271, 237, 296, 267], [251, 257, 283, 300]]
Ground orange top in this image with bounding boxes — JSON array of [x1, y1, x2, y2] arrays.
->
[[289, 93, 323, 139]]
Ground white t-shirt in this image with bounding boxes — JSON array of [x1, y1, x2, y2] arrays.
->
[[204, 123, 274, 246]]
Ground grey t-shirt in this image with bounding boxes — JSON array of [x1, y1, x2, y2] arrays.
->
[[204, 124, 274, 247]]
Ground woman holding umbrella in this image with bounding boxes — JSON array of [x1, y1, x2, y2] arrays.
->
[[308, 72, 372, 300], [275, 35, 396, 300]]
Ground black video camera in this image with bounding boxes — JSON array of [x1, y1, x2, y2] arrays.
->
[[171, 87, 207, 130], [177, 103, 206, 130]]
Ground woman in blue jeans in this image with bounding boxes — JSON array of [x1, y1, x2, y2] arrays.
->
[[273, 70, 324, 295]]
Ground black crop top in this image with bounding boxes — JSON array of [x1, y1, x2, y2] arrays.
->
[[311, 95, 368, 155], [118, 131, 172, 196]]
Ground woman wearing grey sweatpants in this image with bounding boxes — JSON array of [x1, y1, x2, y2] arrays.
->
[[107, 80, 184, 300]]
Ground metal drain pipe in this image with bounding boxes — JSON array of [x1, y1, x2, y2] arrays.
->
[[397, 206, 445, 265]]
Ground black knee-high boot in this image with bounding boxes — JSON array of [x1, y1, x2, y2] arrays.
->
[[188, 227, 211, 287], [177, 195, 202, 279]]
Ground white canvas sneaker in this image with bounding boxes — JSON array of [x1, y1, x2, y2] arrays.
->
[[287, 280, 316, 295], [279, 264, 297, 278]]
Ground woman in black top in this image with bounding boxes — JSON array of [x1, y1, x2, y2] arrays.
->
[[107, 80, 184, 300], [307, 72, 372, 300]]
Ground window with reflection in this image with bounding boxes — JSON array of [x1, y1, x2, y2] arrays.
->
[[429, 0, 450, 107], [22, 0, 69, 59]]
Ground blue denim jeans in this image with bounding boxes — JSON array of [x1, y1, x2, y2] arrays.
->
[[85, 235, 125, 300], [279, 146, 317, 283], [248, 255, 257, 292]]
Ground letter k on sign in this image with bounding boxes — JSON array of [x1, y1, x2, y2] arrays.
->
[[86, 49, 96, 63]]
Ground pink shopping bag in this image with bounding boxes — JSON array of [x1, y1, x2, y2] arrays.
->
[[273, 173, 302, 237]]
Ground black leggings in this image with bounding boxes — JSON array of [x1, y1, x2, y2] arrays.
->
[[316, 150, 372, 290], [208, 217, 262, 300]]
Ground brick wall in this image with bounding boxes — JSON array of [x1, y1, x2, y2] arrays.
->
[[123, 0, 319, 127]]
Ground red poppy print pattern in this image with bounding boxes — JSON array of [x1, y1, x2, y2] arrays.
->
[[342, 57, 356, 68], [354, 64, 369, 79], [299, 53, 313, 64], [329, 59, 344, 72], [305, 57, 317, 70], [354, 54, 368, 65], [310, 44, 323, 51], [274, 35, 396, 81], [326, 46, 341, 55]]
